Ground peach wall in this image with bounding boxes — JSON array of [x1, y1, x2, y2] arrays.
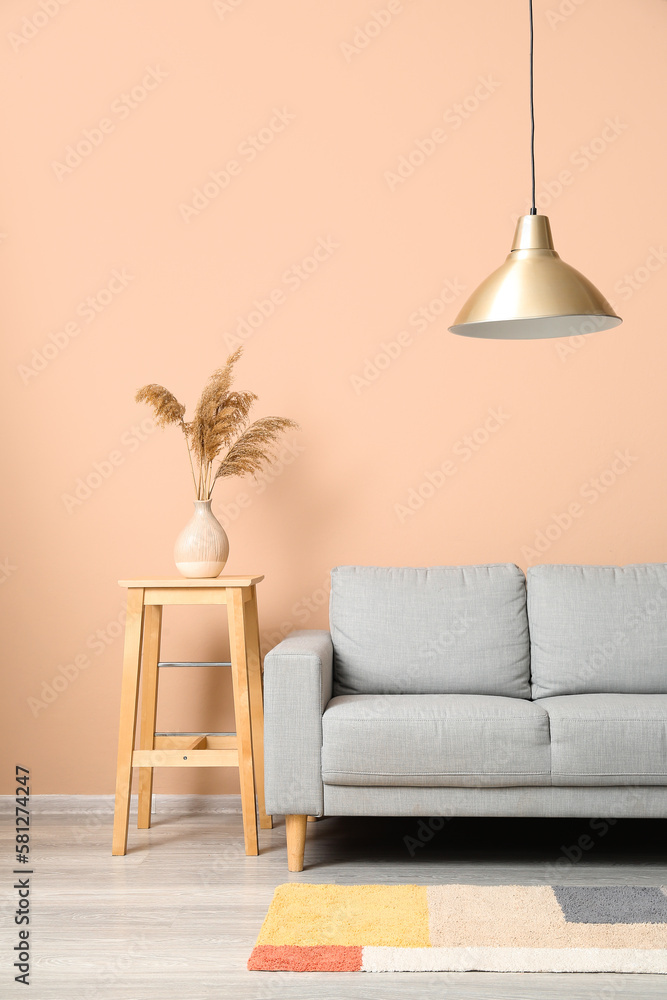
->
[[2, 0, 666, 794]]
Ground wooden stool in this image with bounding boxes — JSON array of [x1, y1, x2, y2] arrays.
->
[[111, 576, 272, 857]]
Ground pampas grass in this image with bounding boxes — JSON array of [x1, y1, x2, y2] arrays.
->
[[135, 349, 298, 500]]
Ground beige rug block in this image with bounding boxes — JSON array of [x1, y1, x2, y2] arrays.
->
[[427, 885, 667, 949]]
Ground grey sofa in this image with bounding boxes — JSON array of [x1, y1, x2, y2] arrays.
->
[[264, 564, 667, 870]]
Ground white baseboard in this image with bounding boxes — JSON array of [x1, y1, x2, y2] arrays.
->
[[0, 793, 242, 815]]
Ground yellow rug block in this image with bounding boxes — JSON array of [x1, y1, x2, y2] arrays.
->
[[255, 883, 430, 947]]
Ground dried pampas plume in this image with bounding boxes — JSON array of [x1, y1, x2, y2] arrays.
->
[[135, 385, 186, 427], [214, 416, 299, 484], [135, 348, 299, 500]]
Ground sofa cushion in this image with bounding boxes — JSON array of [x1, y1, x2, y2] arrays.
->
[[321, 694, 551, 787], [538, 694, 667, 786], [330, 565, 530, 697], [528, 564, 667, 698]]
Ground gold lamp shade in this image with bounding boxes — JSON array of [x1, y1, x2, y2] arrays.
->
[[449, 214, 622, 340]]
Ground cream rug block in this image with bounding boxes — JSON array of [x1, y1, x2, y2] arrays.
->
[[427, 885, 667, 949]]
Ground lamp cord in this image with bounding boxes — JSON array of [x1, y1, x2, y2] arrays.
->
[[529, 0, 537, 214]]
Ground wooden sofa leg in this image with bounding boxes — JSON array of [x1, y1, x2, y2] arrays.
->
[[286, 814, 307, 872]]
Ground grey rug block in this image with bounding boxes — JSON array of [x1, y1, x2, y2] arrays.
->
[[553, 885, 667, 924]]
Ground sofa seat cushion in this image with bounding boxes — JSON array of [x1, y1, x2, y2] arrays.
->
[[538, 694, 667, 786], [528, 564, 667, 698], [321, 694, 551, 787], [330, 565, 531, 698]]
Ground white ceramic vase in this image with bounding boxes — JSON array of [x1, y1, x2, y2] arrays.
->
[[174, 499, 229, 578]]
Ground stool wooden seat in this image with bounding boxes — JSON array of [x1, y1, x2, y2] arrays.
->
[[112, 576, 272, 857]]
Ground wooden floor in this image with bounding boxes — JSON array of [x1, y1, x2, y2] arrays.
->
[[5, 802, 667, 998]]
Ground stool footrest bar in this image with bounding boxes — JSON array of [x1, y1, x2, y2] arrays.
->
[[152, 734, 237, 752], [154, 731, 236, 737], [132, 746, 239, 767], [157, 661, 231, 668]]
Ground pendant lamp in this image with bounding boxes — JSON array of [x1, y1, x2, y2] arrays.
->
[[449, 0, 621, 340]]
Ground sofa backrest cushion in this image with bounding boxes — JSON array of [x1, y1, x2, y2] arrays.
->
[[330, 565, 531, 697], [528, 564, 667, 698]]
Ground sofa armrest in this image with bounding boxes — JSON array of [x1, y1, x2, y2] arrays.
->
[[263, 630, 333, 817]]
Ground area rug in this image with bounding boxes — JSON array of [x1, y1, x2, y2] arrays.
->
[[248, 883, 667, 973]]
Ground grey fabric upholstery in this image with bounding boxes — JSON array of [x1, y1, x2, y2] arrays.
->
[[321, 694, 550, 787], [323, 784, 667, 818], [528, 564, 667, 698], [330, 565, 530, 698], [262, 565, 667, 824], [538, 693, 667, 786], [263, 630, 333, 816]]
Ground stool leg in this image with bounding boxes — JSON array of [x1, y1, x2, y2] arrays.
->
[[137, 605, 162, 829], [245, 586, 273, 830], [112, 588, 145, 856], [227, 588, 258, 856]]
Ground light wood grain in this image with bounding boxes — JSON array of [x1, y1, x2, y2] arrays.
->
[[132, 748, 238, 767], [119, 576, 264, 587], [205, 735, 237, 750], [17, 808, 667, 999], [245, 584, 273, 830], [143, 588, 234, 605], [113, 578, 268, 859], [137, 604, 162, 830], [111, 588, 145, 856], [286, 814, 308, 871], [227, 587, 259, 856], [154, 735, 228, 750]]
